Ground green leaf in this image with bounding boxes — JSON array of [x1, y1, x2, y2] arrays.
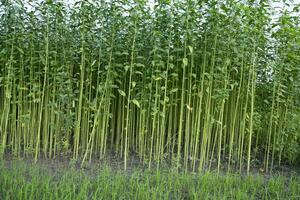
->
[[135, 63, 145, 67], [118, 89, 126, 97], [225, 58, 231, 66], [91, 60, 97, 66], [188, 46, 193, 53], [16, 47, 24, 54], [135, 71, 143, 75], [132, 99, 140, 108], [132, 81, 136, 88], [115, 51, 122, 56], [170, 88, 178, 93], [183, 58, 188, 66], [154, 76, 162, 81], [206, 87, 210, 93]]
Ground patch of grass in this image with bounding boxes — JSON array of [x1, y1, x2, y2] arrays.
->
[[0, 160, 299, 200]]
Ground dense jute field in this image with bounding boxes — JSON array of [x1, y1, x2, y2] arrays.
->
[[0, 0, 299, 199]]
